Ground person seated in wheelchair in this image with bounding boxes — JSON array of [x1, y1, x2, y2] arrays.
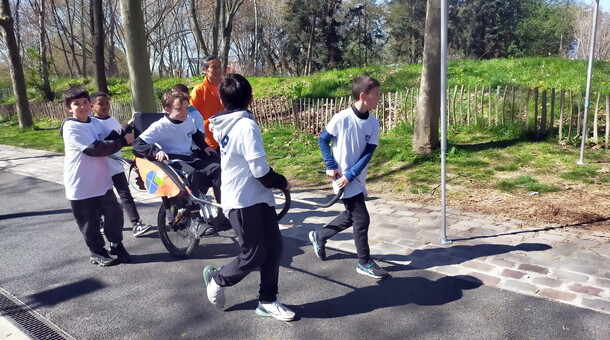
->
[[132, 90, 231, 230]]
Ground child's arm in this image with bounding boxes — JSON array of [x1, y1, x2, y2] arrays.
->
[[344, 144, 377, 181], [192, 130, 216, 155], [132, 137, 166, 161], [318, 129, 342, 178], [249, 157, 290, 190], [82, 135, 131, 157]]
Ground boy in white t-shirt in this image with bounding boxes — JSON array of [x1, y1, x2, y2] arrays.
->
[[61, 87, 134, 266], [309, 75, 388, 279], [132, 90, 220, 236], [203, 74, 295, 322], [90, 91, 153, 238], [170, 84, 230, 229]]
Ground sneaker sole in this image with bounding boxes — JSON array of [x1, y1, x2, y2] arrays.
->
[[308, 232, 326, 261], [255, 307, 294, 322], [90, 258, 119, 267], [133, 226, 153, 237], [356, 266, 387, 279]]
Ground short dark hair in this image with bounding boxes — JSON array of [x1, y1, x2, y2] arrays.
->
[[161, 90, 189, 109], [171, 84, 189, 95], [90, 91, 110, 102], [63, 87, 90, 108], [218, 73, 252, 110], [352, 75, 380, 100], [202, 55, 220, 70]]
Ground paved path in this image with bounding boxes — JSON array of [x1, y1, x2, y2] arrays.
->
[[1, 145, 608, 318]]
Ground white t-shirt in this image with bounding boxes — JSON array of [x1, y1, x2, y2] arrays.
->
[[139, 115, 197, 157], [93, 116, 125, 175], [188, 105, 205, 132], [209, 111, 275, 214], [325, 107, 380, 199], [62, 118, 114, 200]]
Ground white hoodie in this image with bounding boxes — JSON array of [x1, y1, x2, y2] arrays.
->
[[209, 110, 276, 214]]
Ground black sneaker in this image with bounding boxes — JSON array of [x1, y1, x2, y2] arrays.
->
[[356, 261, 388, 279], [308, 231, 326, 260], [90, 249, 119, 267], [132, 220, 153, 237], [211, 213, 232, 231], [108, 243, 132, 263]]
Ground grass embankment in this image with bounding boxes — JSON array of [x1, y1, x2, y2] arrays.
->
[[5, 57, 610, 105], [4, 115, 608, 196]]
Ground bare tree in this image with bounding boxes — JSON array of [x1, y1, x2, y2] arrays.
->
[[118, 0, 156, 112], [29, 0, 53, 100], [413, 0, 441, 155], [91, 0, 107, 92], [0, 0, 33, 128], [220, 0, 245, 73]]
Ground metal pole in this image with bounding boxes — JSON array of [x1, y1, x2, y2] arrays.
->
[[440, 0, 452, 245], [578, 0, 599, 165]]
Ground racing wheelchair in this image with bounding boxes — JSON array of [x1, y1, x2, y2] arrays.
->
[[127, 113, 342, 258]]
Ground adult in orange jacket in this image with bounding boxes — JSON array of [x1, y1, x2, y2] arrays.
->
[[190, 56, 224, 150]]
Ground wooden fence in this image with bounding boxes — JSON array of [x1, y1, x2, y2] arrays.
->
[[1, 86, 608, 147]]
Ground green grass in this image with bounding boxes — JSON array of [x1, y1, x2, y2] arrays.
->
[[4, 57, 610, 104], [1, 115, 609, 197]]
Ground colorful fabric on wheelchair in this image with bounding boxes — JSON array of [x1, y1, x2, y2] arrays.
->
[[134, 157, 187, 198]]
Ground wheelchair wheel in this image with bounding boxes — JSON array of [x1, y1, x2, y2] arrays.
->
[[157, 202, 199, 258]]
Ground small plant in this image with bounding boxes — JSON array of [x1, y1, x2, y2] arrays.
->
[[497, 175, 559, 193]]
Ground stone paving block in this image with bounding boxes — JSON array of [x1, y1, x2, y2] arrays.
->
[[552, 269, 590, 284], [518, 263, 549, 275], [581, 298, 610, 313], [501, 279, 538, 294], [432, 266, 462, 277], [538, 288, 577, 302], [462, 260, 495, 272], [485, 257, 516, 269], [466, 272, 501, 285], [502, 269, 526, 279], [568, 283, 604, 297], [532, 277, 564, 288]]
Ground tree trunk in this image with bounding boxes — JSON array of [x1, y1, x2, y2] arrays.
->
[[118, 0, 156, 113], [413, 0, 441, 155], [190, 0, 209, 58], [37, 0, 53, 101], [91, 0, 108, 93], [212, 0, 221, 56], [0, 0, 33, 128]]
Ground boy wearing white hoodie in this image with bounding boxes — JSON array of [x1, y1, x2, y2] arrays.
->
[[203, 74, 295, 322]]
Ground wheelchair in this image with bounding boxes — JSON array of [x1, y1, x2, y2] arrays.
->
[[127, 113, 291, 258]]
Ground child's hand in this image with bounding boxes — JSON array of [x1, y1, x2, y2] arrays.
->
[[124, 133, 135, 145], [326, 169, 342, 180], [335, 175, 349, 189], [155, 151, 168, 162]]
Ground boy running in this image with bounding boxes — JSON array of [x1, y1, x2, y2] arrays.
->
[[203, 74, 295, 322], [309, 75, 388, 279]]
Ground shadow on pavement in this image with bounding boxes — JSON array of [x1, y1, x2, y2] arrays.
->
[[381, 243, 552, 271], [0, 208, 72, 221], [25, 278, 104, 308], [297, 274, 483, 319]]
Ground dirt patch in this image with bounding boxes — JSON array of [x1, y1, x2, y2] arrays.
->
[[367, 180, 610, 235]]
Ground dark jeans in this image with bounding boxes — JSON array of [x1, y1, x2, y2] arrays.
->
[[213, 203, 282, 303], [112, 172, 140, 225], [170, 154, 221, 201], [317, 192, 371, 265], [70, 189, 124, 253]]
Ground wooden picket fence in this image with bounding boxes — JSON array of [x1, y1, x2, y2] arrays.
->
[[1, 86, 608, 147]]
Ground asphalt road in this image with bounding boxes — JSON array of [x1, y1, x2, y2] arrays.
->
[[0, 171, 608, 340]]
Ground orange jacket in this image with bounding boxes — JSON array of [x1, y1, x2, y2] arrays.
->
[[190, 77, 224, 148]]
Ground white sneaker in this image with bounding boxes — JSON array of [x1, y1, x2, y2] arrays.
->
[[255, 300, 295, 321], [203, 265, 225, 308]]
